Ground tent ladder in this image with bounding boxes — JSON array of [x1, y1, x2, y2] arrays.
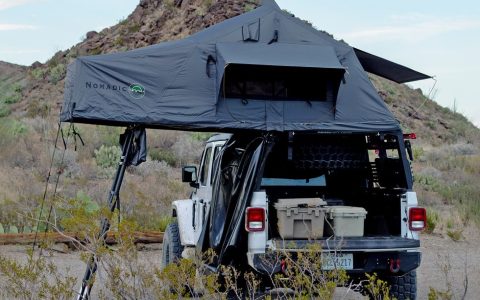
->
[[76, 127, 135, 300]]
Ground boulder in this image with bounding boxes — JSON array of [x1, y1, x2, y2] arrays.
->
[[86, 30, 98, 39]]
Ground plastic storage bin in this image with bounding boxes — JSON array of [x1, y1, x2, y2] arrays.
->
[[274, 198, 327, 239], [325, 206, 367, 237]]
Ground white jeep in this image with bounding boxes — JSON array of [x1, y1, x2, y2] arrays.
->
[[162, 131, 425, 299]]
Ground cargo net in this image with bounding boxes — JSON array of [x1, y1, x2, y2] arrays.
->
[[292, 144, 367, 170]]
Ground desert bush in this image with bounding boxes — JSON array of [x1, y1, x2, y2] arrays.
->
[[149, 148, 178, 166], [171, 134, 203, 165], [446, 229, 463, 242], [417, 166, 442, 179], [190, 132, 213, 142], [5, 196, 397, 300], [0, 83, 23, 105], [0, 253, 77, 299], [0, 103, 10, 117], [244, 2, 257, 12], [3, 91, 21, 104], [49, 63, 66, 84], [428, 287, 452, 300], [114, 36, 124, 46], [127, 23, 141, 33], [26, 99, 50, 118], [426, 208, 439, 234], [128, 159, 172, 177], [30, 67, 48, 80], [157, 215, 173, 232], [450, 142, 477, 156], [8, 119, 28, 136], [413, 146, 425, 160], [427, 252, 468, 300], [362, 273, 392, 300], [94, 145, 121, 169]]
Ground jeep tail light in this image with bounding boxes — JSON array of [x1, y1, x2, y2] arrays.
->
[[409, 207, 426, 231], [403, 133, 417, 140], [245, 207, 265, 232]]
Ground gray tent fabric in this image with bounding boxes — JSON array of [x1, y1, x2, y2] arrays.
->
[[353, 48, 431, 83], [60, 1, 427, 133], [120, 128, 147, 166]]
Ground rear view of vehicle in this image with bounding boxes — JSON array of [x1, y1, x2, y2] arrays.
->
[[244, 131, 425, 299]]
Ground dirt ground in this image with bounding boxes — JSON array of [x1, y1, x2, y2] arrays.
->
[[1, 227, 478, 299]]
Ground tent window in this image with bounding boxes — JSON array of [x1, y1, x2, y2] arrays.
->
[[222, 64, 341, 102]]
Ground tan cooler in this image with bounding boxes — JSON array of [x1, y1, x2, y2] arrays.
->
[[325, 206, 367, 237], [274, 198, 327, 239]]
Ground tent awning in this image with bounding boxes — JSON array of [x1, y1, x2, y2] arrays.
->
[[354, 48, 431, 83]]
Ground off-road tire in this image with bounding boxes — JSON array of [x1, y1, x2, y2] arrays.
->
[[387, 270, 417, 300], [161, 221, 184, 269]]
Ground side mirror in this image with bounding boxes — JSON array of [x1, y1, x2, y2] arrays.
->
[[182, 166, 198, 187]]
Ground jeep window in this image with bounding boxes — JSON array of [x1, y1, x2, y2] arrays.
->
[[200, 146, 212, 186], [210, 145, 222, 183]]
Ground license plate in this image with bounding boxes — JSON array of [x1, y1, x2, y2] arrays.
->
[[321, 253, 353, 270]]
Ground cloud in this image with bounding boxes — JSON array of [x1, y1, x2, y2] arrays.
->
[[0, 0, 37, 11], [341, 17, 480, 42], [0, 23, 37, 31]]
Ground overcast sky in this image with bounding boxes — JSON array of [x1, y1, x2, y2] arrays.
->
[[0, 0, 479, 127]]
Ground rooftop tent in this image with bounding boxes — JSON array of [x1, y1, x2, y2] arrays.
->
[[60, 0, 429, 133]]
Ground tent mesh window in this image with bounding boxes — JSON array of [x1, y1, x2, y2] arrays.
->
[[223, 65, 341, 102]]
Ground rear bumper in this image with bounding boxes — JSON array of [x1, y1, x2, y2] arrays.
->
[[271, 236, 420, 251], [249, 237, 421, 276]]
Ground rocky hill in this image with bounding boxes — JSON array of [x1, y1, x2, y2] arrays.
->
[[0, 61, 27, 117], [0, 0, 478, 232]]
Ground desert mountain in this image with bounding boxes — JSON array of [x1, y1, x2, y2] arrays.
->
[[0, 0, 478, 231]]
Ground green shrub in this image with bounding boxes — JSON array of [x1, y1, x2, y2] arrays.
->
[[127, 23, 141, 33], [446, 229, 463, 241], [363, 273, 393, 299], [0, 83, 23, 104], [49, 63, 66, 84], [428, 286, 453, 300], [244, 3, 256, 12], [3, 92, 21, 104], [157, 215, 174, 232], [94, 145, 121, 169], [117, 17, 128, 26], [413, 146, 425, 160], [425, 209, 439, 234], [0, 119, 27, 147], [88, 47, 102, 55], [0, 253, 76, 299], [446, 218, 454, 229], [190, 132, 213, 141], [0, 104, 10, 117], [31, 67, 47, 80], [114, 36, 124, 47], [8, 120, 28, 136], [26, 99, 50, 118], [95, 125, 122, 147], [149, 148, 178, 166]]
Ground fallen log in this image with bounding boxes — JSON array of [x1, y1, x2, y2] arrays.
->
[[0, 231, 164, 245]]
